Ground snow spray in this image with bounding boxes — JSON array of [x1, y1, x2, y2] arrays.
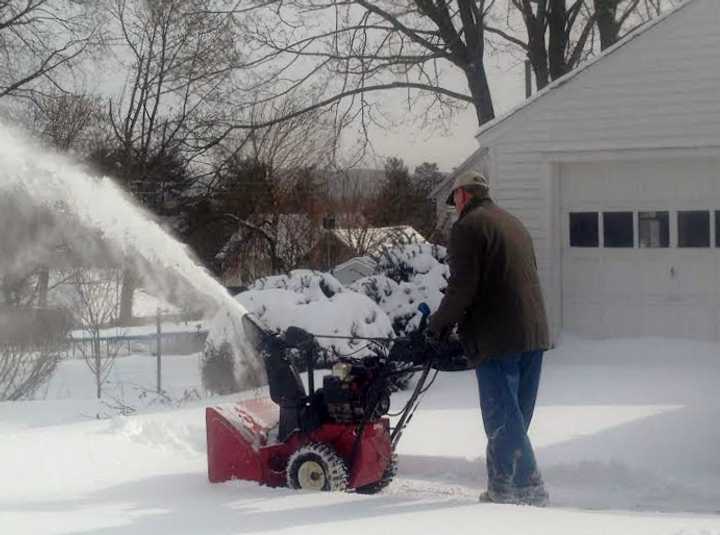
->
[[0, 122, 254, 368]]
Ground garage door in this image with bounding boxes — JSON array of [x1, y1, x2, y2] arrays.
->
[[560, 158, 720, 340]]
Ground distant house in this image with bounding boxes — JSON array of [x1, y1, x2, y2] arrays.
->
[[434, 0, 720, 342], [217, 210, 427, 286], [217, 213, 317, 287]]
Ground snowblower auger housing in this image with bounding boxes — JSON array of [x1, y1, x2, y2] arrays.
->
[[206, 305, 439, 493]]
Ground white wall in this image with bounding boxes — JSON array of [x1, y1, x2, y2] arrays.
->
[[461, 0, 720, 341]]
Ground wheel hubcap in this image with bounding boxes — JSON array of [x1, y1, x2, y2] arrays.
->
[[297, 460, 326, 490]]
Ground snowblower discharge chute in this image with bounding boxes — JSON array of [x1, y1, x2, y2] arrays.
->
[[206, 303, 466, 493]]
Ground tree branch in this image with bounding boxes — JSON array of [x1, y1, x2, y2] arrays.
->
[[484, 23, 528, 50], [227, 82, 473, 131], [353, 0, 452, 60]]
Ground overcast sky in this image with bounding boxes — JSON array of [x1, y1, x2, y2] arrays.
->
[[363, 53, 527, 174], [67, 4, 530, 178]]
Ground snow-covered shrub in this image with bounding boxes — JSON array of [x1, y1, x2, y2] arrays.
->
[[249, 269, 344, 300], [203, 248, 450, 395], [348, 245, 449, 389], [203, 270, 395, 395], [355, 244, 449, 335], [236, 281, 393, 361], [349, 275, 398, 305], [376, 243, 447, 284]]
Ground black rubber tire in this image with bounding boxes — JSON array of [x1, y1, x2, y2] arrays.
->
[[354, 453, 398, 495], [286, 443, 349, 492]]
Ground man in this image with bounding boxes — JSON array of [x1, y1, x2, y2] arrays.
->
[[428, 170, 550, 506]]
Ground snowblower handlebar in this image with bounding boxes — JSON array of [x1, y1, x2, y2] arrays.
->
[[245, 301, 470, 372]]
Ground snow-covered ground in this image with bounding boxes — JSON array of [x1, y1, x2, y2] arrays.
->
[[2, 334, 720, 534]]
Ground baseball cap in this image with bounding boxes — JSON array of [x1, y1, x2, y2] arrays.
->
[[445, 170, 489, 205]]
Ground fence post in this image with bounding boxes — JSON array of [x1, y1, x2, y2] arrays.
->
[[156, 308, 162, 394]]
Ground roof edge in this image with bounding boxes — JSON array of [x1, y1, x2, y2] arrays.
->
[[430, 147, 489, 197], [473, 0, 697, 142]]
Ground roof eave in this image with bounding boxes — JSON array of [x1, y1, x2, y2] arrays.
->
[[472, 0, 697, 144]]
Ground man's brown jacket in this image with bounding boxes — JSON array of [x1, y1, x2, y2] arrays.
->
[[429, 196, 550, 364]]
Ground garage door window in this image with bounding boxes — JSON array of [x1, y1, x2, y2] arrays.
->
[[639, 211, 669, 248], [678, 211, 710, 248], [570, 212, 598, 247], [603, 212, 634, 248]]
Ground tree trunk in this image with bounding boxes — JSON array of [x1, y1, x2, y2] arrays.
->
[[119, 269, 136, 324], [94, 337, 102, 399], [528, 41, 550, 91], [464, 61, 495, 126], [548, 0, 571, 81], [269, 239, 285, 274], [594, 0, 621, 50], [523, 8, 550, 91]]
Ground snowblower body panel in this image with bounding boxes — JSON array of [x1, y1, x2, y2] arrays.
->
[[206, 400, 275, 484], [206, 400, 391, 489], [206, 311, 435, 493]]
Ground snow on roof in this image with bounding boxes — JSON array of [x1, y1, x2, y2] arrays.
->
[[332, 255, 377, 273]]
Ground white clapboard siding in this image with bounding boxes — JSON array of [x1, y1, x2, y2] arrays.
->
[[450, 0, 720, 341]]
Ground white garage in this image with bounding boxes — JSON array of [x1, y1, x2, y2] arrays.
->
[[435, 0, 720, 341], [560, 158, 720, 340]]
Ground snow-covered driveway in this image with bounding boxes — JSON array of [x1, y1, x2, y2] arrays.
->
[[2, 335, 720, 534]]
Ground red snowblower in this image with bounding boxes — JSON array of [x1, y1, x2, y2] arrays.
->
[[206, 303, 467, 493]]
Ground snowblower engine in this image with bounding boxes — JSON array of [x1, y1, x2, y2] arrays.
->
[[322, 357, 392, 423]]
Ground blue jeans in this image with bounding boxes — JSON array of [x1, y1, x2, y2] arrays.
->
[[475, 350, 547, 503]]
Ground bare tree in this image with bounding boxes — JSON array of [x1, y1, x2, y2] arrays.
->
[[215, 161, 326, 281], [67, 269, 123, 399], [6, 91, 106, 307], [89, 0, 244, 319], [206, 100, 336, 282], [218, 0, 497, 150], [0, 189, 65, 310], [513, 1, 593, 88], [242, 99, 337, 172], [486, 0, 680, 91], [28, 91, 104, 152], [593, 0, 680, 51], [105, 0, 241, 193], [0, 342, 60, 400], [219, 211, 320, 282], [0, 1, 99, 100], [0, 301, 69, 401]]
